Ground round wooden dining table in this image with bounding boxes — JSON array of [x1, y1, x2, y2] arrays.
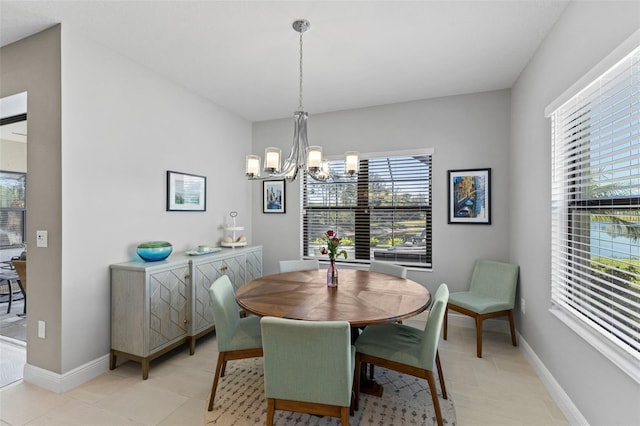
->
[[235, 268, 431, 328]]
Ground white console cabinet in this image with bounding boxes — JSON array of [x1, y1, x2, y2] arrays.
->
[[110, 245, 262, 379]]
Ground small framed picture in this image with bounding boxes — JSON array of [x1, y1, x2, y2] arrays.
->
[[263, 180, 286, 214], [166, 170, 206, 211], [447, 168, 491, 224]]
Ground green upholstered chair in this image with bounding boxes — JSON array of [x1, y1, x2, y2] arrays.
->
[[369, 260, 407, 279], [366, 260, 408, 379], [260, 316, 358, 426], [207, 275, 263, 411], [443, 259, 519, 358], [278, 259, 320, 272], [354, 283, 450, 426]]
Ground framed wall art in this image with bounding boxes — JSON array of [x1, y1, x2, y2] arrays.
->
[[447, 168, 491, 224], [263, 180, 285, 214], [166, 170, 206, 211]]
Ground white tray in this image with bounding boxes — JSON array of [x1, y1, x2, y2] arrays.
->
[[220, 241, 247, 248], [185, 247, 222, 256]]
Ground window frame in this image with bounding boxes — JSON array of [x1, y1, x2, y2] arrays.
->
[[545, 30, 640, 381], [301, 149, 433, 269]]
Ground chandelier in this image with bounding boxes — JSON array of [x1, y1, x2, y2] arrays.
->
[[245, 19, 359, 182]]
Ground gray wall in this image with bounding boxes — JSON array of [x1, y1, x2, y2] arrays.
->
[[252, 89, 512, 297], [511, 2, 640, 425], [1, 25, 63, 374]]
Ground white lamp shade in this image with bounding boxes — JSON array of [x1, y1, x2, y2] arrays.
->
[[345, 151, 359, 175], [246, 155, 261, 177], [264, 147, 281, 173], [308, 146, 323, 170]]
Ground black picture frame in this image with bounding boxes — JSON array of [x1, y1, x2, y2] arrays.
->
[[166, 170, 206, 211], [263, 180, 286, 213], [447, 168, 491, 224]]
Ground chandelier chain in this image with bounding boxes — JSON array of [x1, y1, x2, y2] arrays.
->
[[299, 30, 304, 111]]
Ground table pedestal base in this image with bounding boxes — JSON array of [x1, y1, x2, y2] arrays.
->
[[360, 378, 384, 397]]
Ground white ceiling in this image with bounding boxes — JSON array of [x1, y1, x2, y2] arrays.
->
[[0, 1, 569, 122]]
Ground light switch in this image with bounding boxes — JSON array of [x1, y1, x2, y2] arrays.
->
[[36, 230, 48, 247]]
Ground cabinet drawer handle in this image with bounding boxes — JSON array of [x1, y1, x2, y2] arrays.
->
[[184, 274, 191, 279], [221, 266, 228, 271], [183, 319, 188, 324]]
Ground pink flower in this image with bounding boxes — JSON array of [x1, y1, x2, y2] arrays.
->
[[321, 230, 348, 260]]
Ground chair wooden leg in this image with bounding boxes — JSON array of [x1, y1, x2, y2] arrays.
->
[[266, 398, 275, 426], [426, 370, 444, 426], [353, 353, 361, 411], [208, 353, 226, 411], [443, 306, 448, 340], [476, 316, 483, 358], [340, 406, 349, 425], [508, 310, 517, 347], [435, 350, 447, 400], [354, 353, 361, 410]]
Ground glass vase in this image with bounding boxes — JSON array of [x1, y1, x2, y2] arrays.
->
[[327, 259, 338, 287]]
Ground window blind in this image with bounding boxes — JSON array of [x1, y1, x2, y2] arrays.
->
[[0, 171, 26, 247], [302, 152, 432, 267], [549, 44, 640, 361]]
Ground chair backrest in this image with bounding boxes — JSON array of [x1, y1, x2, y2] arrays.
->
[[208, 275, 240, 352], [12, 260, 26, 291], [279, 259, 320, 273], [420, 283, 449, 366], [261, 316, 353, 407], [369, 260, 407, 279], [469, 260, 519, 308]]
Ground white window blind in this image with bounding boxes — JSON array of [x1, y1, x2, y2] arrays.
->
[[0, 171, 26, 247], [302, 152, 432, 267], [548, 44, 640, 362]]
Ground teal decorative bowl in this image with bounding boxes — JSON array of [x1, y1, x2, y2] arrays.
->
[[137, 241, 172, 261]]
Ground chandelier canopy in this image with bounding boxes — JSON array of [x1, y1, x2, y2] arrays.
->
[[246, 19, 358, 182]]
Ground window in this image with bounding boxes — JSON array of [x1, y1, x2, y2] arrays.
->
[[547, 41, 640, 366], [0, 171, 26, 248], [302, 150, 432, 268]]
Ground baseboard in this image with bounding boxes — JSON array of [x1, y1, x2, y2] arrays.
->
[[518, 336, 588, 426], [23, 354, 110, 393]]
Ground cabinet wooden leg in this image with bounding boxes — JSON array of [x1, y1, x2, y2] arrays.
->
[[142, 360, 149, 380], [189, 337, 196, 355], [109, 351, 116, 370]]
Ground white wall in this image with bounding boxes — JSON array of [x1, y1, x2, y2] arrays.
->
[[252, 89, 512, 297], [57, 28, 253, 373], [0, 139, 27, 172], [511, 2, 640, 425]]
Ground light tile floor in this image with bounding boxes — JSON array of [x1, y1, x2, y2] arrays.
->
[[0, 317, 569, 425], [0, 298, 26, 342]]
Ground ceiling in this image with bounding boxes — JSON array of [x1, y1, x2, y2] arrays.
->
[[0, 1, 569, 123]]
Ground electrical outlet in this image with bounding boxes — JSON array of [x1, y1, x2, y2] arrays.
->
[[36, 230, 48, 248], [38, 320, 46, 338], [521, 298, 526, 315]]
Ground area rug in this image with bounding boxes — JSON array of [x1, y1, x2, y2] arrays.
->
[[205, 357, 456, 425]]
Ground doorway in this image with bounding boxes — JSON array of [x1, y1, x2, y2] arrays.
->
[[0, 91, 27, 387]]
